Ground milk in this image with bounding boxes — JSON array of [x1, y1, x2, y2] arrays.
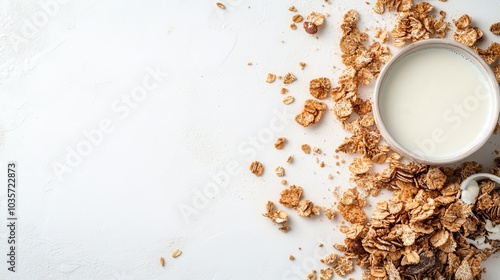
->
[[379, 48, 493, 160]]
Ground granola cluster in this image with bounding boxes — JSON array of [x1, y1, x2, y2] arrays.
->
[[391, 2, 448, 47], [262, 201, 290, 232], [279, 185, 320, 217], [453, 14, 484, 47], [295, 99, 327, 127]]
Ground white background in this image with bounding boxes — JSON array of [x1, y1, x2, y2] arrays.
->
[[0, 0, 499, 279]]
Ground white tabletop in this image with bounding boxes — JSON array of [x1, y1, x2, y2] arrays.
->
[[0, 0, 499, 279]]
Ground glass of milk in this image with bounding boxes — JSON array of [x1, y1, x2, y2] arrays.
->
[[373, 39, 500, 164]]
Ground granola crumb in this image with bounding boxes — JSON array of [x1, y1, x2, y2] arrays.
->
[[160, 256, 165, 267], [296, 199, 320, 217], [289, 255, 295, 260], [171, 249, 182, 258], [290, 23, 297, 30], [320, 161, 325, 168], [491, 22, 500, 35], [302, 144, 311, 154], [283, 72, 297, 84], [215, 2, 225, 9], [275, 166, 285, 177], [283, 96, 295, 105], [281, 179, 287, 185], [288, 6, 297, 12], [328, 173, 333, 179], [287, 155, 293, 163], [274, 137, 286, 149], [247, 62, 252, 66], [307, 270, 317, 280], [250, 161, 264, 176], [292, 14, 303, 23], [280, 88, 289, 94], [266, 73, 276, 83], [299, 62, 306, 70]]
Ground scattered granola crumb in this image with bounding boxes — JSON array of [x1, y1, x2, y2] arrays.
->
[[307, 12, 325, 27], [283, 96, 295, 105], [266, 73, 276, 83], [320, 268, 334, 280], [302, 144, 311, 154], [263, 201, 290, 230], [287, 155, 293, 163], [319, 243, 323, 247], [283, 72, 297, 84], [295, 99, 327, 127], [290, 23, 297, 30], [292, 14, 303, 23], [289, 255, 295, 260], [323, 207, 336, 219], [250, 161, 264, 176], [171, 249, 182, 258], [491, 22, 500, 35], [313, 147, 322, 154], [297, 200, 320, 217], [328, 174, 333, 179], [247, 62, 252, 66], [299, 62, 306, 70], [281, 179, 287, 185], [160, 256, 165, 267], [275, 166, 285, 177], [280, 88, 289, 94], [307, 270, 317, 280], [215, 2, 225, 9], [288, 6, 297, 12], [275, 137, 286, 149]]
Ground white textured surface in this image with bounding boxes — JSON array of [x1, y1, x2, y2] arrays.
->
[[0, 0, 499, 279]]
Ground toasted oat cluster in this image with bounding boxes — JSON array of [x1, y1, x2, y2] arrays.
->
[[274, 137, 286, 149], [332, 9, 392, 129], [471, 42, 500, 65], [249, 161, 264, 176], [453, 14, 484, 47], [295, 99, 327, 127], [373, 0, 412, 14], [491, 22, 500, 35], [283, 72, 297, 84], [296, 200, 320, 217], [391, 2, 448, 47], [279, 185, 303, 208], [337, 187, 367, 224], [493, 64, 500, 83], [319, 268, 333, 280], [332, 162, 500, 279], [263, 201, 290, 232], [309, 78, 331, 99]]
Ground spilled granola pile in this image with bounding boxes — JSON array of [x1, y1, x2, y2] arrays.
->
[[255, 1, 500, 279]]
